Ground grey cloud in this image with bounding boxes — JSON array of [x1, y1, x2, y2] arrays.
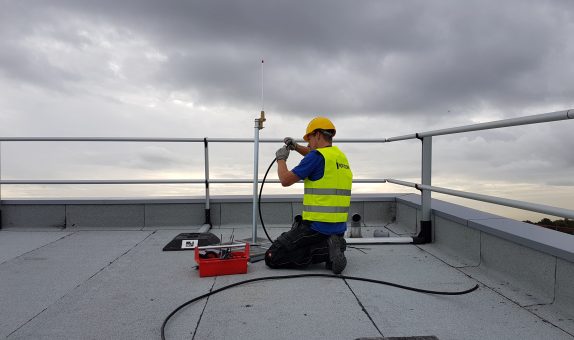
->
[[6, 0, 571, 119], [1, 0, 573, 212], [547, 180, 574, 187], [0, 41, 83, 91]]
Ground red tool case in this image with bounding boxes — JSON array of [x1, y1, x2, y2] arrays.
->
[[194, 243, 250, 277]]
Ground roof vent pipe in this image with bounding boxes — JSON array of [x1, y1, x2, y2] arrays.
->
[[349, 213, 362, 238]]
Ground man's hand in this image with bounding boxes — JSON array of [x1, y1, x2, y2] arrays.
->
[[275, 146, 290, 161], [283, 137, 299, 150]]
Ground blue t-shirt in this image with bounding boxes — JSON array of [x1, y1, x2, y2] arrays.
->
[[291, 149, 347, 236]]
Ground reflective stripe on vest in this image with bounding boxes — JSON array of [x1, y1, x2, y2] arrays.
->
[[302, 146, 353, 223], [304, 188, 352, 196]]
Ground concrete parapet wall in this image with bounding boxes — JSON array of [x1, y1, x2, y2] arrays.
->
[[0, 194, 396, 229], [395, 193, 574, 324]]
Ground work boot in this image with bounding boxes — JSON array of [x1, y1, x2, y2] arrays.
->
[[327, 235, 347, 274]]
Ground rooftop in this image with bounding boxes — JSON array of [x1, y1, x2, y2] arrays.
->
[[1, 194, 573, 340]]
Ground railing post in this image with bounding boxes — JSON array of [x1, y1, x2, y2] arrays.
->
[[414, 135, 432, 243], [203, 138, 212, 227], [0, 141, 2, 229], [252, 118, 261, 244]]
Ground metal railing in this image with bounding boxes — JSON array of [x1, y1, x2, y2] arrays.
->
[[0, 109, 573, 236]]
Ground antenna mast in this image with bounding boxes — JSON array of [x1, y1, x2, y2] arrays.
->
[[257, 58, 266, 128]]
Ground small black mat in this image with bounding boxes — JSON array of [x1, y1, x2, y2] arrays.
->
[[162, 233, 221, 251]]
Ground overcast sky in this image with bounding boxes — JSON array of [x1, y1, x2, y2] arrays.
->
[[0, 0, 573, 221]]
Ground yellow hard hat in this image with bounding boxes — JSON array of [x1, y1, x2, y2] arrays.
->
[[303, 117, 336, 141]]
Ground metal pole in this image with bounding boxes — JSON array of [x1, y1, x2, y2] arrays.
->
[[414, 135, 432, 244], [0, 141, 2, 229], [203, 138, 212, 227], [421, 136, 432, 221], [252, 118, 261, 244]]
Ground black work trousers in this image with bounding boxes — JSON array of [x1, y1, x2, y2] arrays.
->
[[264, 219, 330, 269]]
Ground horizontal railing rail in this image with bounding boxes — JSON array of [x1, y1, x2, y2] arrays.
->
[[387, 179, 574, 220], [0, 109, 573, 231], [0, 179, 388, 185], [385, 109, 573, 141]]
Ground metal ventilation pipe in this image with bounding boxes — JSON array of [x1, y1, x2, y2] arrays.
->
[[349, 213, 362, 238]]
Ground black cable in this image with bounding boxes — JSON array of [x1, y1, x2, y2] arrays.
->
[[160, 273, 479, 339], [258, 157, 276, 243]]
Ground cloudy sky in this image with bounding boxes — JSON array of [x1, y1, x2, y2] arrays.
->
[[0, 0, 573, 221]]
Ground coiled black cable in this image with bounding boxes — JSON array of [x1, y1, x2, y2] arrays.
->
[[161, 273, 479, 339]]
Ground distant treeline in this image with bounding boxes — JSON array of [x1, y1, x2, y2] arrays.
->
[[523, 218, 574, 235]]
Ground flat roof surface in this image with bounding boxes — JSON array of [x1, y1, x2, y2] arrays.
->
[[1, 226, 572, 340]]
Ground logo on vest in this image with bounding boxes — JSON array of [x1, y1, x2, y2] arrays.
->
[[336, 161, 350, 170]]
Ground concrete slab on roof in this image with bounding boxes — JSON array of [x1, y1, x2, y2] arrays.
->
[[9, 230, 215, 340], [0, 230, 71, 264], [192, 273, 382, 339], [345, 244, 571, 340], [0, 230, 152, 339], [175, 227, 383, 339], [1, 223, 573, 339]]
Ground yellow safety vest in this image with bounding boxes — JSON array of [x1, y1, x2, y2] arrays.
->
[[302, 146, 353, 222]]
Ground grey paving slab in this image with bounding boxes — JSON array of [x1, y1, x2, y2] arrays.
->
[[2, 226, 572, 340], [167, 227, 382, 340], [344, 244, 572, 340], [191, 271, 383, 340], [9, 230, 218, 340], [0, 230, 71, 264], [0, 230, 152, 339]]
